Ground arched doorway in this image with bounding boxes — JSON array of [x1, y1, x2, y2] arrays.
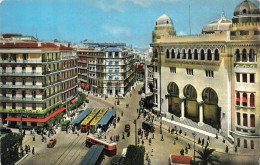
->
[[184, 85, 199, 122], [202, 88, 221, 129], [166, 82, 181, 117]]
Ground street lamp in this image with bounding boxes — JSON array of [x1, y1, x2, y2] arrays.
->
[[192, 132, 197, 164]]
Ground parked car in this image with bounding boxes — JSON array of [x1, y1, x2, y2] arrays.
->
[[47, 138, 56, 148], [111, 155, 124, 165]]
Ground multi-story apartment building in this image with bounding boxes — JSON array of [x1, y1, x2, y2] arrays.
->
[[150, 0, 259, 151], [0, 41, 77, 128], [77, 43, 136, 97]]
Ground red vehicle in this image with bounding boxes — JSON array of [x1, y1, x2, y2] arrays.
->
[[86, 134, 117, 157]]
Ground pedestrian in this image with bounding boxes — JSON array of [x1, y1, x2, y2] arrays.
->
[[179, 129, 182, 134], [188, 143, 191, 149], [207, 136, 210, 141], [161, 134, 164, 141], [198, 138, 201, 144], [138, 138, 140, 144], [202, 139, 205, 146], [216, 133, 218, 139], [137, 108, 138, 113], [225, 145, 229, 153], [184, 132, 187, 136], [180, 149, 184, 155], [235, 146, 237, 152], [149, 138, 151, 144], [185, 147, 188, 154], [28, 145, 30, 152], [152, 133, 154, 139], [173, 140, 176, 145], [223, 138, 225, 143], [142, 140, 144, 145], [168, 127, 170, 133], [171, 115, 174, 121], [32, 147, 35, 155], [122, 134, 125, 139], [121, 112, 123, 116], [33, 136, 35, 141]]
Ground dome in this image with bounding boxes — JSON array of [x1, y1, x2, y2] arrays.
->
[[155, 14, 173, 27], [232, 0, 260, 23], [233, 0, 260, 16], [202, 12, 232, 34]]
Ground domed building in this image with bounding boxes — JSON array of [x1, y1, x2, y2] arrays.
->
[[232, 0, 260, 23], [202, 12, 232, 34], [150, 0, 260, 157], [152, 14, 176, 42]]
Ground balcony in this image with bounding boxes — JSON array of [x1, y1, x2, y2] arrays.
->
[[0, 84, 43, 89], [0, 96, 42, 102], [0, 72, 43, 77], [0, 59, 42, 64]]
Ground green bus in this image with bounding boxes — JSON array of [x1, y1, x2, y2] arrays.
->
[[61, 120, 70, 131]]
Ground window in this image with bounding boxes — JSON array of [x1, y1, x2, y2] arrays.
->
[[22, 79, 25, 85], [250, 93, 255, 107], [171, 50, 175, 58], [243, 114, 248, 126], [236, 92, 240, 105], [12, 103, 16, 109], [22, 66, 25, 73], [115, 61, 119, 66], [154, 66, 157, 72], [240, 31, 249, 35], [250, 114, 255, 127], [205, 70, 214, 77], [115, 52, 119, 58], [2, 78, 6, 85], [194, 49, 198, 60], [2, 90, 6, 97], [23, 54, 27, 60], [1, 54, 7, 60], [22, 103, 26, 110], [170, 67, 176, 73], [251, 140, 254, 149], [2, 102, 6, 109], [32, 91, 36, 98], [154, 49, 158, 58], [188, 49, 192, 59], [32, 103, 36, 110], [12, 90, 16, 98], [108, 52, 112, 58], [242, 74, 247, 83], [177, 51, 180, 59], [237, 112, 240, 125], [237, 138, 240, 147], [242, 49, 247, 62], [22, 91, 26, 98], [165, 49, 170, 59], [244, 140, 247, 148], [236, 73, 240, 82], [2, 66, 6, 73], [250, 74, 254, 83], [182, 50, 186, 59], [32, 66, 36, 73], [201, 49, 205, 60], [12, 66, 15, 73], [186, 68, 193, 75], [242, 93, 247, 106]]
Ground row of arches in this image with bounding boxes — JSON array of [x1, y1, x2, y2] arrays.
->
[[236, 92, 255, 107], [165, 48, 220, 61], [235, 48, 257, 62], [166, 83, 221, 129]]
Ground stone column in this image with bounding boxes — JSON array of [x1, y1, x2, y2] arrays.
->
[[247, 92, 250, 107], [212, 54, 215, 61], [180, 97, 185, 121], [240, 92, 243, 107], [198, 101, 204, 127]]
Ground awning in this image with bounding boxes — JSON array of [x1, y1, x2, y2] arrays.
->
[[236, 98, 240, 102], [81, 83, 89, 88], [72, 98, 78, 104], [5, 107, 66, 123]]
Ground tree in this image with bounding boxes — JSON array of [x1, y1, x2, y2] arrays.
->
[[195, 143, 220, 165], [124, 145, 145, 165], [1, 133, 23, 165]]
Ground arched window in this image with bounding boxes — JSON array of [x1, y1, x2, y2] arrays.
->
[[182, 49, 186, 59], [237, 138, 240, 147], [194, 49, 198, 60], [167, 20, 169, 24], [188, 49, 192, 59], [201, 49, 205, 60], [154, 49, 158, 58], [207, 49, 212, 60], [236, 49, 240, 61], [243, 9, 247, 14], [250, 93, 255, 107], [214, 49, 219, 61], [242, 49, 247, 62], [166, 49, 170, 59], [242, 92, 247, 106], [177, 51, 180, 59], [171, 49, 175, 59], [236, 92, 240, 106], [251, 140, 254, 149], [244, 139, 247, 148], [249, 49, 255, 62]]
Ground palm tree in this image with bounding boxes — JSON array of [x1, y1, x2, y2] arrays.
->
[[195, 143, 221, 165]]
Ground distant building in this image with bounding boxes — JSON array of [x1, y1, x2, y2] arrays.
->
[[135, 63, 145, 82], [151, 0, 259, 150], [1, 34, 38, 42], [0, 42, 77, 128], [77, 44, 136, 97]]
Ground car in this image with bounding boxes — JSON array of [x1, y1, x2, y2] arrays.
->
[[111, 155, 124, 165], [142, 121, 154, 133], [124, 124, 130, 132], [47, 138, 56, 148]]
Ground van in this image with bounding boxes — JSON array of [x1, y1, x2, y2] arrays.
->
[[142, 121, 154, 133]]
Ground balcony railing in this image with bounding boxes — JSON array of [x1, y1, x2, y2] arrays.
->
[[0, 59, 42, 64], [0, 84, 43, 89], [0, 96, 42, 102], [0, 72, 42, 76]]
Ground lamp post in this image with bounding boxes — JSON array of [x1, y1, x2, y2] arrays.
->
[[134, 120, 137, 146], [192, 132, 197, 164]]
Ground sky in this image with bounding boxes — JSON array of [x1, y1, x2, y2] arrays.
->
[[0, 0, 259, 48]]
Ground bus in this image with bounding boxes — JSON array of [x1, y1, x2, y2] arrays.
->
[[81, 109, 100, 133], [89, 109, 107, 133], [86, 134, 117, 157], [61, 120, 70, 131], [80, 145, 104, 165]]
